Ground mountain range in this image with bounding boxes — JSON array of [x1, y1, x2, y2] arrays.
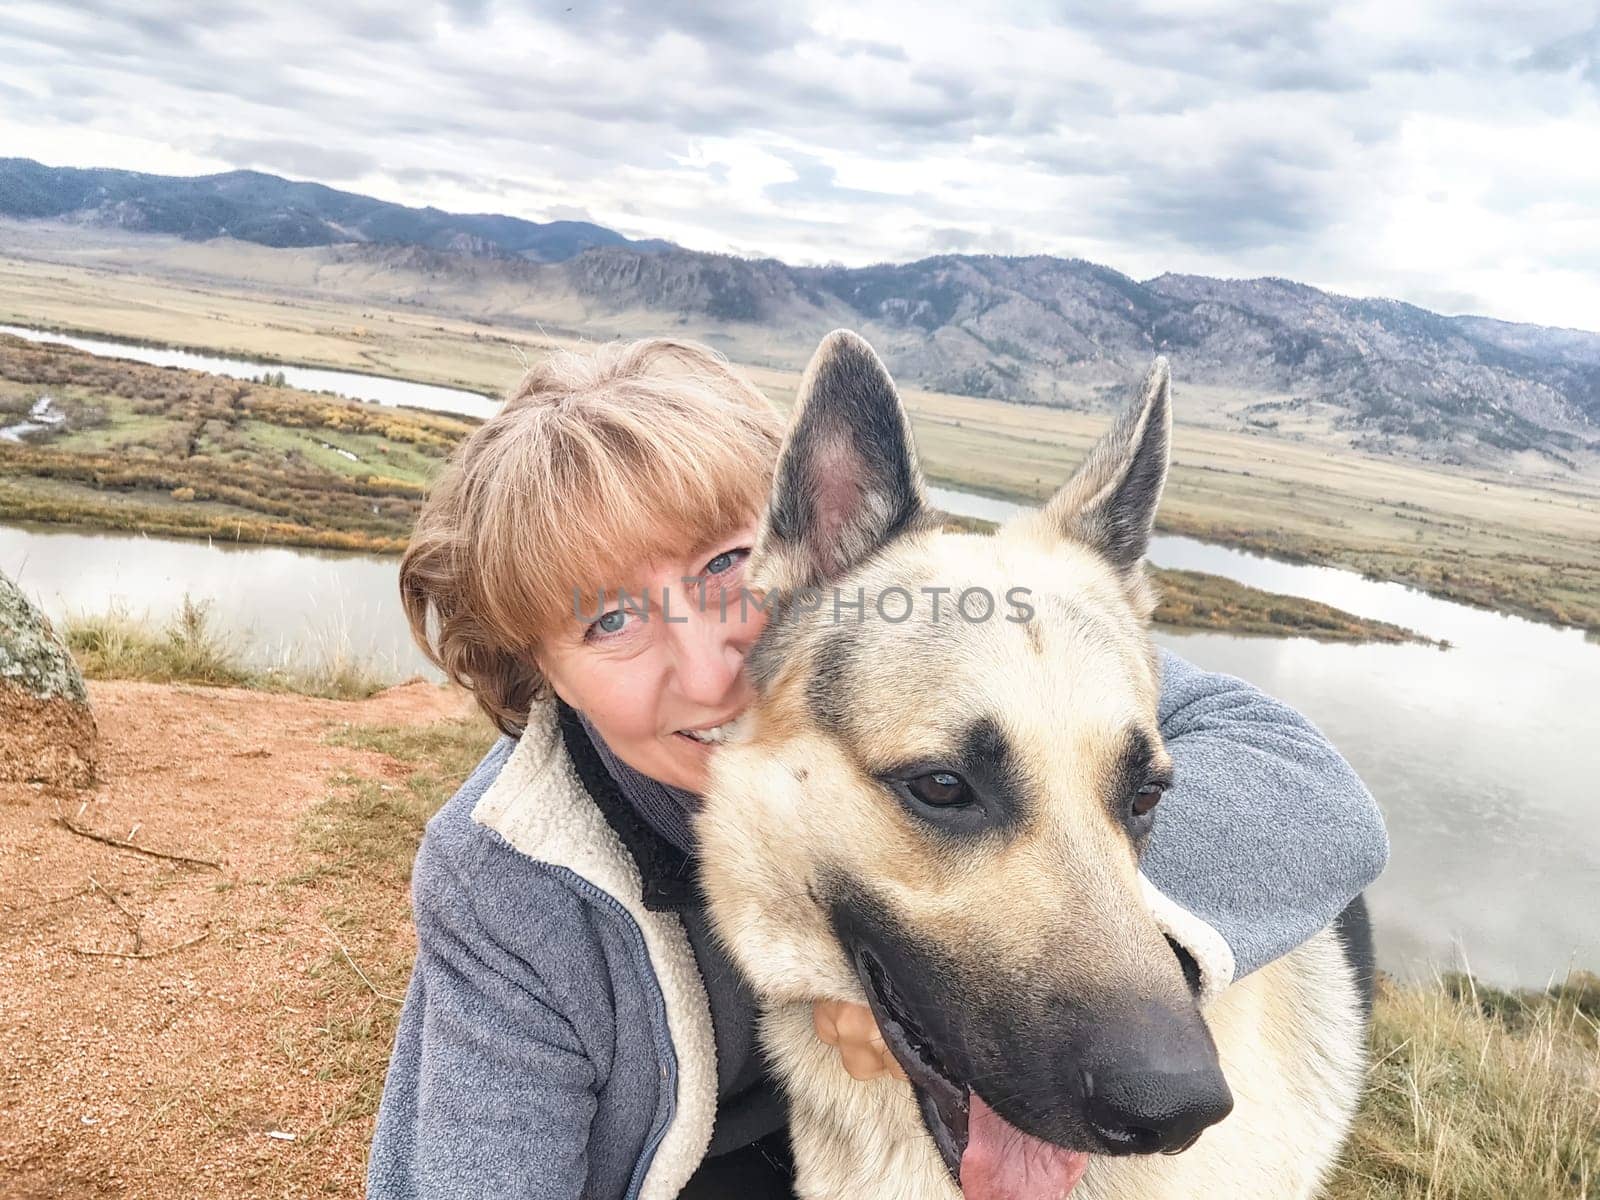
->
[[0, 157, 672, 261], [3, 157, 1595, 470]]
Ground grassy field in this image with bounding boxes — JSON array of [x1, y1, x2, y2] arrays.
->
[[1, 334, 1426, 646], [1330, 972, 1600, 1199], [2, 244, 1596, 631], [0, 333, 470, 552], [1151, 568, 1426, 643]]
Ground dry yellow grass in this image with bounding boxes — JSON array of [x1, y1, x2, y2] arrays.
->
[[1328, 973, 1600, 1199], [64, 599, 398, 700]]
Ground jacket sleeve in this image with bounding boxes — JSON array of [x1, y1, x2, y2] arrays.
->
[[366, 823, 599, 1200], [1140, 649, 1389, 993]]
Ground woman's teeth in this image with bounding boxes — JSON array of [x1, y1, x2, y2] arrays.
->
[[680, 724, 731, 745]]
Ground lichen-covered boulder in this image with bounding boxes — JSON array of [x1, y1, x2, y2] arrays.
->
[[1, 570, 97, 788]]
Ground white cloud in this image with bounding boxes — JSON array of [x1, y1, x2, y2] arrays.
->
[[1, 0, 1596, 329]]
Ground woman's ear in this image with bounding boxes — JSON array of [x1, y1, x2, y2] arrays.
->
[[525, 643, 560, 698]]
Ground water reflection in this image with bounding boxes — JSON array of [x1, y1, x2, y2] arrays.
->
[[1156, 630, 1600, 988], [0, 522, 431, 677]]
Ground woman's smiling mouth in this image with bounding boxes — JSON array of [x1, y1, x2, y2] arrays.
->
[[675, 714, 747, 746]]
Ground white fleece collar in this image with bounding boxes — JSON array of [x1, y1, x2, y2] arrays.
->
[[1139, 873, 1236, 1008], [470, 701, 718, 1200]]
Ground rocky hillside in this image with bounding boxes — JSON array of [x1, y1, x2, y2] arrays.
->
[[545, 250, 1600, 467], [5, 160, 1596, 470]]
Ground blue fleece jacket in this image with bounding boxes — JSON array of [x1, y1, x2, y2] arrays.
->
[[365, 650, 1388, 1199]]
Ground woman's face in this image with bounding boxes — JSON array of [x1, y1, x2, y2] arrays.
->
[[536, 519, 768, 793]]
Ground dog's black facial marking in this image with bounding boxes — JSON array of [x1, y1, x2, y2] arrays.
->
[[877, 716, 1031, 839], [823, 878, 979, 1179], [1108, 726, 1172, 842], [855, 943, 970, 1179], [823, 864, 1232, 1166], [804, 621, 860, 738], [825, 878, 1099, 1166]]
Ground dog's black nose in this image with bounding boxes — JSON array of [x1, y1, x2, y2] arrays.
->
[[1073, 1000, 1235, 1156], [1080, 1056, 1234, 1155]]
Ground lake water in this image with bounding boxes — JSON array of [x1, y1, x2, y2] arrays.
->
[[4, 340, 1597, 990], [1, 521, 432, 678], [0, 323, 499, 419]]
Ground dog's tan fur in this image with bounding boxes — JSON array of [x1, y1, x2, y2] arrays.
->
[[738, 930, 1364, 1200], [698, 331, 1367, 1199]]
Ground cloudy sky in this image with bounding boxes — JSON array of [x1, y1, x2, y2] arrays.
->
[[4, 1, 1598, 330]]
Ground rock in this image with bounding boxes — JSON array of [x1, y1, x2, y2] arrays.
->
[[0, 570, 97, 788]]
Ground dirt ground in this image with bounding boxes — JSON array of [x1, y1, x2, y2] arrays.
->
[[0, 679, 473, 1199]]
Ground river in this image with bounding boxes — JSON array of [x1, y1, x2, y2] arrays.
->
[[3, 334, 1597, 991], [0, 323, 499, 419]]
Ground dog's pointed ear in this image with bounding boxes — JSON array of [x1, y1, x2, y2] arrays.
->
[[753, 330, 928, 595], [1039, 358, 1172, 572]]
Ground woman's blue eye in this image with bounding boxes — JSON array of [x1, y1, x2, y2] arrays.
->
[[705, 548, 749, 575], [592, 610, 628, 636]]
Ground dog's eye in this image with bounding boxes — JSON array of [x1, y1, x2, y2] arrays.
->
[[1131, 782, 1166, 817], [905, 771, 973, 808]]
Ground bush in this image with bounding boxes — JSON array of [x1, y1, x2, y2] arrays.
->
[[66, 597, 251, 688]]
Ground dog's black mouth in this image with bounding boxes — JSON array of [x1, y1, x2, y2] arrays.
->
[[853, 945, 971, 1181]]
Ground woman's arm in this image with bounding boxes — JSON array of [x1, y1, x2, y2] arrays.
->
[[368, 833, 599, 1200], [1142, 648, 1389, 992]]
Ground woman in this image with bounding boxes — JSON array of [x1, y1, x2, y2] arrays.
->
[[367, 338, 1386, 1200]]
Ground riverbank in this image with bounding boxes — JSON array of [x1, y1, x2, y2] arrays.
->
[[0, 335, 1427, 646], [940, 514, 1427, 644], [3, 247, 1596, 632], [0, 678, 1591, 1197]]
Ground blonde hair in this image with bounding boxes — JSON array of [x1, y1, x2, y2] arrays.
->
[[401, 338, 785, 735]]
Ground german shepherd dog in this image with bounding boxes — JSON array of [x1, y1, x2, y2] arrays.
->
[[697, 331, 1371, 1200]]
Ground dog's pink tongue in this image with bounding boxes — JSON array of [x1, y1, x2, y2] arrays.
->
[[961, 1094, 1090, 1200]]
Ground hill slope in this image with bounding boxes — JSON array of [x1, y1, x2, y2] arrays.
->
[[3, 159, 1597, 470], [369, 244, 1600, 468], [0, 157, 672, 260]]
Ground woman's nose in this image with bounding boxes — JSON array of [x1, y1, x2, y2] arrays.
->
[[669, 599, 752, 706]]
